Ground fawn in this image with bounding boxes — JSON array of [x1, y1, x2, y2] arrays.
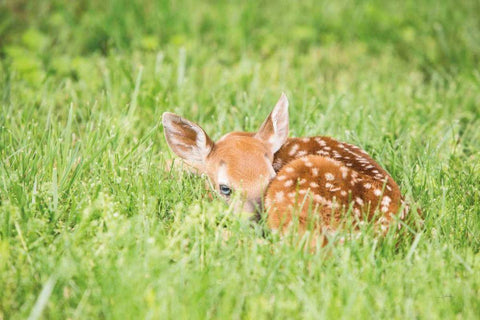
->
[[163, 93, 408, 236]]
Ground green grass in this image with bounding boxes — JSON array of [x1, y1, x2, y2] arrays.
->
[[1, 0, 479, 318]]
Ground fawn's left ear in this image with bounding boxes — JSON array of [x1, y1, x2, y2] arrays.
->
[[162, 112, 214, 170], [255, 93, 289, 154]]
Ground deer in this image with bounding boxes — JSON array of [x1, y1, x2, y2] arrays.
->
[[162, 93, 410, 241]]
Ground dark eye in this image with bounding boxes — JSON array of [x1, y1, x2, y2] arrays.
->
[[219, 184, 232, 196]]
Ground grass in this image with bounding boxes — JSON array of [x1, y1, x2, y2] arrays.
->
[[1, 0, 479, 318]]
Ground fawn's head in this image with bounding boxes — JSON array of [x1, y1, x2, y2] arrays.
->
[[163, 93, 289, 213]]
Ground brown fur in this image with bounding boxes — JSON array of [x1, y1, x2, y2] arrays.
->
[[265, 136, 404, 235]]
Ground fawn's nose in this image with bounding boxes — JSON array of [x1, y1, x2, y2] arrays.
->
[[232, 196, 263, 217]]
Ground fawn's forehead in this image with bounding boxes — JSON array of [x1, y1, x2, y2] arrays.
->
[[214, 132, 270, 156], [207, 133, 274, 183]]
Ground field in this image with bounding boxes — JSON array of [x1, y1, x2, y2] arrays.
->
[[1, 0, 479, 318]]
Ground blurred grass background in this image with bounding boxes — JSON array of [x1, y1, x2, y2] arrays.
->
[[1, 0, 479, 319]]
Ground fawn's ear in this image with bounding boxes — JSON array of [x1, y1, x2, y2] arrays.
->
[[255, 93, 289, 153], [162, 113, 214, 169]]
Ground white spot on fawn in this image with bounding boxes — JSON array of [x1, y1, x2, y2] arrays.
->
[[288, 144, 299, 156], [297, 150, 308, 157], [310, 182, 319, 188], [381, 196, 391, 206], [313, 194, 331, 206], [374, 189, 382, 196], [364, 183, 372, 189], [315, 138, 326, 146], [356, 197, 364, 206], [275, 191, 285, 202], [312, 168, 319, 176], [285, 167, 294, 173], [301, 138, 310, 143], [325, 173, 335, 181], [302, 158, 313, 167], [284, 180, 294, 187], [277, 175, 287, 181], [340, 190, 347, 196], [339, 166, 348, 179]]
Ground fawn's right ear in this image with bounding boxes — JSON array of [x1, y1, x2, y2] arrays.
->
[[162, 113, 214, 169], [255, 93, 289, 154]]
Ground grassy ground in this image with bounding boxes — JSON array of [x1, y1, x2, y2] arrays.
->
[[1, 0, 479, 319]]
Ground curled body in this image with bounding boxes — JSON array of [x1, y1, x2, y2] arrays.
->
[[266, 137, 406, 235], [162, 93, 409, 237]]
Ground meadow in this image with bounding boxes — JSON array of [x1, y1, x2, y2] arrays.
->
[[1, 0, 479, 318]]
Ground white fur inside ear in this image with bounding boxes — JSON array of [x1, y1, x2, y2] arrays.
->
[[162, 112, 213, 165], [269, 93, 289, 152]]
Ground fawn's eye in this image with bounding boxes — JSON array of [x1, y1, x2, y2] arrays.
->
[[219, 184, 232, 196]]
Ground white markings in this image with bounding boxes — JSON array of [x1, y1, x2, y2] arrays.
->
[[288, 144, 299, 156], [381, 196, 391, 206], [374, 189, 382, 196], [315, 137, 326, 146], [284, 180, 294, 187], [303, 158, 313, 167], [355, 197, 364, 206], [325, 173, 335, 181], [275, 191, 285, 202], [339, 166, 348, 179]]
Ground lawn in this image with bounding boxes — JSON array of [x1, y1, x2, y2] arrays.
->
[[1, 0, 479, 319]]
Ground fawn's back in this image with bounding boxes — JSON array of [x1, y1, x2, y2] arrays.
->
[[266, 136, 404, 234], [162, 93, 407, 235]]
